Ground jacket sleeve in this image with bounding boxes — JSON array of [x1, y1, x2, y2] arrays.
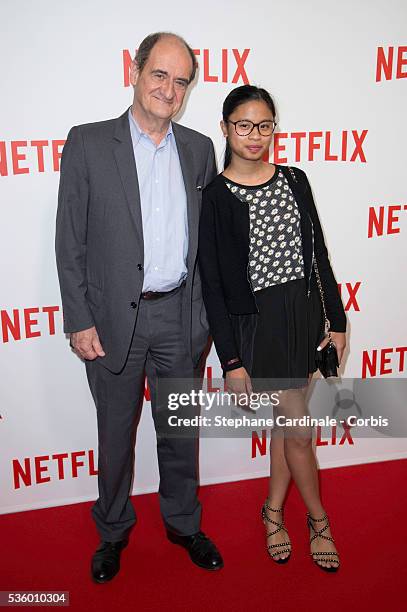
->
[[55, 126, 94, 334], [198, 190, 243, 372], [303, 173, 347, 332]]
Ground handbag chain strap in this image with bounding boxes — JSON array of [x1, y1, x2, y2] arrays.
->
[[313, 258, 331, 339], [287, 166, 331, 340]]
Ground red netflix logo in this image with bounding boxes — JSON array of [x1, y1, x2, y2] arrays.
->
[[362, 346, 407, 378], [264, 130, 368, 164], [122, 48, 251, 87], [0, 140, 65, 177], [1, 306, 61, 343], [12, 450, 98, 489], [315, 423, 354, 446], [376, 46, 407, 82], [251, 424, 354, 457], [337, 282, 361, 312], [368, 205, 407, 237], [252, 430, 267, 457]]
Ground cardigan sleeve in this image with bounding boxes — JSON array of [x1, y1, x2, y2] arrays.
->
[[198, 189, 243, 372], [302, 171, 347, 333]]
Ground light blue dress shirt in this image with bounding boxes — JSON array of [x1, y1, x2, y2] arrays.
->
[[128, 109, 188, 292]]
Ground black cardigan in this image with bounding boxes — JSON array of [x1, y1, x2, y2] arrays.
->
[[198, 165, 346, 371]]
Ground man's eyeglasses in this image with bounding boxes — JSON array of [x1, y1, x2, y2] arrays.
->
[[227, 119, 277, 137]]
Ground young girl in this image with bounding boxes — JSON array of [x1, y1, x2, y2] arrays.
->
[[198, 85, 346, 571]]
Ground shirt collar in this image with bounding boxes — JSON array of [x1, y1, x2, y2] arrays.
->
[[128, 108, 173, 147]]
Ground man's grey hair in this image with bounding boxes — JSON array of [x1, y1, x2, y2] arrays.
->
[[134, 32, 198, 84]]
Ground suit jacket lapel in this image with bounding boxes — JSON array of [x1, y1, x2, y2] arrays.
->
[[172, 123, 198, 276], [112, 109, 144, 252]]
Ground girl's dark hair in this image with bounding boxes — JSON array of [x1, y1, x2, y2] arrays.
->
[[222, 85, 276, 169]]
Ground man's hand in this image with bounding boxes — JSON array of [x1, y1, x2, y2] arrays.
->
[[70, 326, 105, 360]]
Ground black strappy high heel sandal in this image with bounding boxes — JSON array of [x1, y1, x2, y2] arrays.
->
[[307, 512, 340, 572], [261, 500, 292, 564]]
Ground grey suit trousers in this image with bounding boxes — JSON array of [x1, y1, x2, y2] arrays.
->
[[85, 285, 201, 542]]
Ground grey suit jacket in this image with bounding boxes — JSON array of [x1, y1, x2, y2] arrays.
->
[[55, 108, 217, 373]]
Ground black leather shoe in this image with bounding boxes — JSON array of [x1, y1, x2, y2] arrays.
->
[[167, 530, 224, 570], [91, 540, 127, 583]]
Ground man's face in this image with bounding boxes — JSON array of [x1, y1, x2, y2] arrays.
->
[[131, 38, 193, 123]]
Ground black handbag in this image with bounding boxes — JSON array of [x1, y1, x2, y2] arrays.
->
[[287, 166, 339, 378]]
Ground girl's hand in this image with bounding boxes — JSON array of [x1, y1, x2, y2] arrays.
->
[[318, 332, 346, 364], [225, 367, 253, 404]]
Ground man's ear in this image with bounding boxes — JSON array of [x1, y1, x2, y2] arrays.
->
[[130, 60, 139, 87]]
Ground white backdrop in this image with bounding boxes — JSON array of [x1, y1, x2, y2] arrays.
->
[[1, 0, 406, 514]]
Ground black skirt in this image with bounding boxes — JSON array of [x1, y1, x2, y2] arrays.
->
[[229, 278, 324, 390]]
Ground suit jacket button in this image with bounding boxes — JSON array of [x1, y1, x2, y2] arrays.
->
[[137, 264, 143, 270], [130, 301, 137, 309]]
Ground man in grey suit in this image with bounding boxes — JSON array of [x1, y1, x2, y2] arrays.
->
[[55, 32, 223, 582]]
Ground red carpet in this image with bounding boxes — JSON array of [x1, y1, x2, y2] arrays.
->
[[1, 459, 406, 611]]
